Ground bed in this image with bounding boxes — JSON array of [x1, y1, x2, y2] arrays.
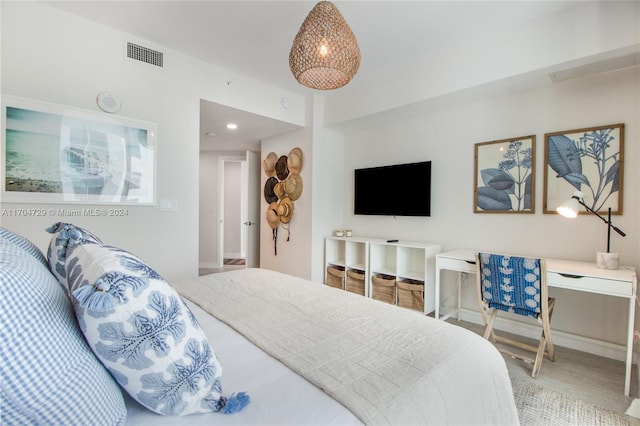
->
[[136, 268, 519, 425], [1, 225, 519, 425]]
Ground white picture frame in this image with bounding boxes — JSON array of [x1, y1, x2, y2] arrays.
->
[[2, 95, 156, 205]]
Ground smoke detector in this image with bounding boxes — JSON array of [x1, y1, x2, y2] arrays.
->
[[96, 92, 121, 113]]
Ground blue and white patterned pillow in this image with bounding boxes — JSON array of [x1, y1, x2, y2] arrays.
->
[[66, 243, 249, 416], [0, 230, 127, 425], [46, 222, 102, 287]]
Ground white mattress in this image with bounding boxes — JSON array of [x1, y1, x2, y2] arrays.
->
[[124, 299, 362, 426]]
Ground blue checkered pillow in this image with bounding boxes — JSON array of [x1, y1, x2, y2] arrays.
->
[[66, 243, 249, 416], [478, 253, 542, 318], [0, 226, 47, 266], [0, 231, 126, 425], [46, 222, 102, 287]]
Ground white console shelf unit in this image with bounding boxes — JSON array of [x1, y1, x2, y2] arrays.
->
[[325, 237, 441, 314]]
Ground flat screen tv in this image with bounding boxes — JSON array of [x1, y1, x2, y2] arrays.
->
[[354, 161, 431, 216]]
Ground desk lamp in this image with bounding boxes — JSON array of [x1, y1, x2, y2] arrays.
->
[[557, 190, 626, 269]]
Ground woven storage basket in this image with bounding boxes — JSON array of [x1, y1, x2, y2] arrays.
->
[[372, 274, 396, 304], [325, 265, 345, 289], [346, 269, 365, 295], [397, 279, 424, 312]]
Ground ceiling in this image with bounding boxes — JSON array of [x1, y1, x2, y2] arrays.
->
[[45, 1, 589, 152]]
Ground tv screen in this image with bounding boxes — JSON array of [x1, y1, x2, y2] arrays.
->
[[354, 161, 431, 216]]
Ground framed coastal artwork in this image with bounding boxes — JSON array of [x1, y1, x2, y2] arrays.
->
[[543, 123, 624, 214], [1, 95, 156, 205], [474, 135, 535, 213]]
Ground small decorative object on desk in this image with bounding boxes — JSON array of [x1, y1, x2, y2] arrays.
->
[[334, 229, 344, 237], [345, 229, 352, 237], [597, 252, 620, 270]]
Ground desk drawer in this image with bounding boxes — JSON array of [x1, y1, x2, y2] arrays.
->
[[547, 271, 634, 297], [437, 257, 477, 273]]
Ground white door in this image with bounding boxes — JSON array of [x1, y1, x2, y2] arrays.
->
[[244, 151, 260, 267], [217, 156, 244, 269]]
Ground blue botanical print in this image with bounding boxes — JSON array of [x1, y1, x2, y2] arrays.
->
[[95, 291, 186, 369], [103, 245, 163, 279], [547, 128, 620, 211], [97, 272, 148, 301], [137, 339, 219, 415], [121, 255, 163, 279], [182, 300, 202, 329], [477, 140, 533, 211], [66, 255, 88, 291], [46, 222, 102, 279]]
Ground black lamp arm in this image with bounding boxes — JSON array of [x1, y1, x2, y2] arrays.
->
[[575, 197, 626, 237]]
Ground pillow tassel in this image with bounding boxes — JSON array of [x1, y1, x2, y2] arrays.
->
[[73, 281, 115, 313], [221, 392, 250, 414]]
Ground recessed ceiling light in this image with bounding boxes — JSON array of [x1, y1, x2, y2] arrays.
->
[[226, 123, 238, 130]]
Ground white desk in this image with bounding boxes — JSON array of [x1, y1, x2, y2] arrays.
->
[[435, 249, 637, 396]]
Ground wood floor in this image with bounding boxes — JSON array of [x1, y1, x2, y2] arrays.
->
[[448, 318, 637, 415]]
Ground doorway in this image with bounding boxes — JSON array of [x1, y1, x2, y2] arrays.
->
[[217, 153, 260, 270], [220, 158, 245, 267], [198, 99, 300, 274]]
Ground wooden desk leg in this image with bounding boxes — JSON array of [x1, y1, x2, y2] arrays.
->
[[625, 294, 635, 396]]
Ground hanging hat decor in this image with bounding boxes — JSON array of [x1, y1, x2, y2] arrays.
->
[[289, 1, 361, 90], [263, 176, 278, 203], [262, 147, 305, 255], [275, 155, 290, 180], [287, 147, 304, 173], [262, 152, 278, 177], [284, 173, 303, 201]]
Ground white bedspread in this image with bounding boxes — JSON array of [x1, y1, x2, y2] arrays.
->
[[172, 268, 519, 425]]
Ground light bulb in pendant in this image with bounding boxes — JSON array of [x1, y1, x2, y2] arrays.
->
[[319, 38, 329, 57]]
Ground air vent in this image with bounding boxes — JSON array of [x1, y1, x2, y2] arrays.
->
[[126, 42, 163, 68]]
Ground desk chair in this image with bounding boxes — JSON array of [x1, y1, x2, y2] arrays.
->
[[475, 253, 555, 378]]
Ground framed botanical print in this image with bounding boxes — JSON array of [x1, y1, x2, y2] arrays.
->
[[543, 123, 624, 214], [474, 135, 535, 213]]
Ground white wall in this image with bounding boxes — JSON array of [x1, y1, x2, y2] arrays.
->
[[310, 96, 345, 283], [339, 67, 639, 346], [1, 2, 305, 279]]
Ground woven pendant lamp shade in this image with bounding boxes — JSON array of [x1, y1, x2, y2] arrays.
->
[[289, 1, 360, 90]]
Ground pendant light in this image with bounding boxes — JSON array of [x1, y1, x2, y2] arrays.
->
[[289, 1, 361, 90]]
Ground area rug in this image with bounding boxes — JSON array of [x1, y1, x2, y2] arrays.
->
[[512, 377, 640, 425], [223, 258, 245, 265]]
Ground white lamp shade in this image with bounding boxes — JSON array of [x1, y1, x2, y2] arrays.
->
[[556, 191, 584, 218]]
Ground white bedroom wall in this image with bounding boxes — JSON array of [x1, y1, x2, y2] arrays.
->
[[0, 2, 305, 280], [339, 66, 640, 346]]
